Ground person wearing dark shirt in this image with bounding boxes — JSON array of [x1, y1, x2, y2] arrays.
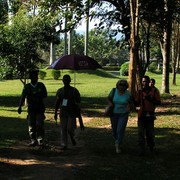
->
[[54, 74, 84, 150], [18, 70, 47, 147], [134, 76, 161, 156]]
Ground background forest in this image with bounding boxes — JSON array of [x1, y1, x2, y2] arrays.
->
[[0, 0, 179, 94]]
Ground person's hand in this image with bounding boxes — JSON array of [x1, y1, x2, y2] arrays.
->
[[145, 95, 152, 101], [17, 107, 22, 114], [80, 124, 85, 131], [54, 112, 57, 121]]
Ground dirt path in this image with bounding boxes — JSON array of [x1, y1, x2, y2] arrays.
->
[[0, 116, 93, 180]]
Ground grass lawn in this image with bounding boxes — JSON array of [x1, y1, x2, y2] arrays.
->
[[0, 69, 179, 179]]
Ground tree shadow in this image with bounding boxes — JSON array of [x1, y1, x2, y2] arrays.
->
[[0, 95, 107, 118], [0, 114, 179, 179]]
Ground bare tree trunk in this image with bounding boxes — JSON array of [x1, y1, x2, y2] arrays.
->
[[64, 4, 68, 55], [84, 0, 89, 56], [49, 42, 56, 65], [171, 21, 180, 85], [160, 0, 173, 94], [68, 30, 72, 55], [129, 0, 140, 96]]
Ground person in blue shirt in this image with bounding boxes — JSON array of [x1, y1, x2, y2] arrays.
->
[[107, 79, 132, 154]]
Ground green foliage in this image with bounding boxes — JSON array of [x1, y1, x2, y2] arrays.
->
[[102, 66, 120, 71], [149, 62, 157, 72], [39, 70, 46, 80], [149, 62, 162, 74], [2, 9, 46, 81], [56, 29, 129, 66], [120, 62, 129, 76], [0, 0, 8, 24], [51, 69, 61, 80], [0, 57, 13, 80]]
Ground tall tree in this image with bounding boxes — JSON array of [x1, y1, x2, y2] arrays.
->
[[2, 9, 50, 83], [171, 19, 180, 85], [129, 0, 140, 95], [158, 0, 176, 93]]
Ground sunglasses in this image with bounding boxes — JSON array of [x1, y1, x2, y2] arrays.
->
[[118, 84, 126, 86]]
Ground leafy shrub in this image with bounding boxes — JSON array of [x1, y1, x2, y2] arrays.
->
[[103, 65, 121, 71], [39, 70, 46, 80], [120, 62, 129, 76], [149, 62, 162, 74], [0, 58, 13, 80], [51, 70, 61, 80], [149, 62, 157, 72]]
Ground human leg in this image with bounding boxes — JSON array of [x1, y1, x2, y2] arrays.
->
[[116, 113, 128, 145], [110, 114, 118, 142], [36, 112, 45, 145], [138, 119, 146, 155], [67, 116, 76, 146], [27, 112, 37, 146], [146, 119, 155, 152], [60, 116, 68, 148], [114, 113, 128, 153]]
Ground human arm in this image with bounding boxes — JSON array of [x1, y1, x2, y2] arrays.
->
[[54, 97, 60, 121], [42, 83, 47, 98], [133, 90, 141, 107], [107, 88, 115, 106], [143, 88, 161, 105], [127, 93, 136, 111], [74, 88, 81, 103], [78, 114, 85, 130], [54, 89, 62, 123], [17, 87, 27, 114]]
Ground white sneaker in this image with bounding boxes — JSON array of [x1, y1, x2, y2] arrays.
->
[[38, 139, 43, 146], [115, 144, 122, 154]]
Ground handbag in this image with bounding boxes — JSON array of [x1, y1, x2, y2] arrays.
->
[[104, 105, 114, 117], [104, 88, 116, 117]]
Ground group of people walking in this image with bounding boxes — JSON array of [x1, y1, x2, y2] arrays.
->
[[17, 70, 161, 156], [107, 76, 161, 155], [18, 70, 84, 149]]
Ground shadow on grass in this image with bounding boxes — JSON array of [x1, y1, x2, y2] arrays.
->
[[76, 125, 180, 180], [0, 116, 28, 145], [0, 95, 107, 117], [0, 114, 179, 179], [75, 69, 120, 78], [1, 95, 180, 119]]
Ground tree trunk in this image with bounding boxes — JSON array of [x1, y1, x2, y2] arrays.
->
[[68, 30, 72, 54], [49, 42, 56, 65], [171, 21, 180, 85], [160, 0, 173, 94], [129, 0, 140, 96], [84, 0, 89, 56]]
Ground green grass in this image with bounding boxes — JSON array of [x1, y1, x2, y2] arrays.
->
[[0, 70, 180, 179]]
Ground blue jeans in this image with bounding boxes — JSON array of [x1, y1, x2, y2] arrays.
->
[[110, 113, 129, 145]]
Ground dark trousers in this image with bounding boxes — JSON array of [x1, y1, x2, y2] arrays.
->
[[138, 117, 155, 151], [28, 111, 45, 142]]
